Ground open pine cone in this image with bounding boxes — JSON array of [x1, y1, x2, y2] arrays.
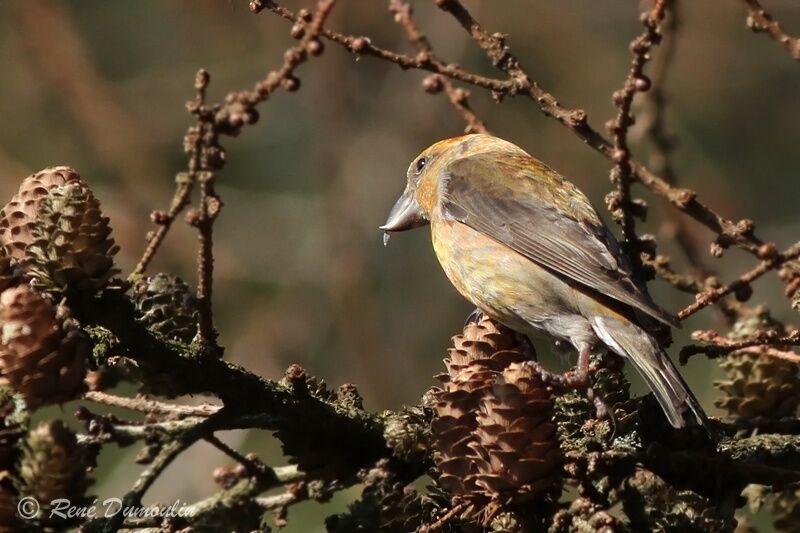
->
[[0, 286, 88, 409], [431, 317, 561, 521], [0, 167, 84, 261], [0, 248, 13, 293], [16, 421, 91, 529], [714, 309, 800, 419], [0, 385, 26, 473], [26, 182, 119, 294]]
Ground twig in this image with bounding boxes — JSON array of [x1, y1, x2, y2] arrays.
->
[[418, 502, 465, 533], [132, 0, 338, 283], [648, 255, 745, 320], [131, 175, 194, 277], [257, 0, 772, 262], [388, 0, 488, 134], [607, 1, 669, 247], [84, 391, 220, 417], [184, 70, 221, 351], [78, 416, 207, 447], [604, 0, 671, 279], [740, 0, 800, 61], [677, 241, 800, 320], [204, 434, 305, 487], [77, 290, 392, 479], [735, 345, 800, 364], [256, 489, 303, 510], [680, 328, 800, 362], [91, 413, 222, 533], [637, 2, 707, 272]]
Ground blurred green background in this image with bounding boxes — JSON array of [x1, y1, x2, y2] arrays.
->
[[0, 0, 798, 530]]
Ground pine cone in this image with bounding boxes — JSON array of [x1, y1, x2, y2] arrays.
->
[[773, 486, 800, 532], [714, 311, 800, 420], [0, 167, 84, 261], [26, 183, 119, 294], [549, 497, 628, 533], [0, 472, 21, 532], [0, 286, 88, 409], [326, 475, 447, 532], [0, 386, 26, 533], [778, 263, 800, 311], [554, 391, 591, 453], [0, 248, 13, 294], [625, 468, 735, 532], [432, 317, 527, 497], [469, 362, 561, 502], [16, 421, 91, 529], [132, 273, 199, 343], [0, 385, 27, 473], [431, 317, 560, 522]]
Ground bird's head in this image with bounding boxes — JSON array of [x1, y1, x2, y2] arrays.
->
[[381, 133, 517, 234]]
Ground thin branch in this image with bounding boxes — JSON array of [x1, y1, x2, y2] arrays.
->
[[203, 434, 306, 488], [77, 416, 207, 447], [130, 176, 194, 277], [638, 2, 708, 273], [740, 0, 800, 61], [607, 0, 670, 248], [132, 0, 338, 283], [388, 0, 488, 134], [90, 413, 222, 533], [680, 328, 800, 362], [84, 391, 220, 417], [254, 0, 772, 264], [677, 241, 800, 320], [418, 502, 466, 533]]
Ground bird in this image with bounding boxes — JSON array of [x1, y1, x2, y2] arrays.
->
[[380, 133, 709, 430]]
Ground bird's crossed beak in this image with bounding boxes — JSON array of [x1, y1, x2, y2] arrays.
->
[[380, 189, 428, 233]]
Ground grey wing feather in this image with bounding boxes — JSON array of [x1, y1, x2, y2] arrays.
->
[[441, 156, 678, 328]]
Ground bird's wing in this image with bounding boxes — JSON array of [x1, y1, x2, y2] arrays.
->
[[440, 153, 678, 327]]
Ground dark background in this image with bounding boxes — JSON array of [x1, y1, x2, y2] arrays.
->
[[0, 1, 797, 529]]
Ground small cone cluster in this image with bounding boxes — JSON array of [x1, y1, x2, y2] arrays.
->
[[132, 273, 199, 343], [714, 310, 800, 419], [0, 166, 118, 295], [0, 286, 87, 409], [550, 497, 622, 533], [16, 421, 91, 528], [431, 317, 561, 520], [326, 475, 443, 533], [0, 386, 26, 532], [26, 182, 119, 294], [773, 486, 800, 532], [0, 248, 12, 293], [0, 167, 83, 261], [0, 386, 26, 473]]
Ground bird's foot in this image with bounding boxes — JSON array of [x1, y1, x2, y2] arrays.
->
[[544, 343, 592, 389]]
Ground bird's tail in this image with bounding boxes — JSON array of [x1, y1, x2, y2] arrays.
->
[[591, 316, 710, 430]]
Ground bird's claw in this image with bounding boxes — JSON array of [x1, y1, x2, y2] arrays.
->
[[464, 307, 485, 326]]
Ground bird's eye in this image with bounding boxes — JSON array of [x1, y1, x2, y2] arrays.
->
[[415, 157, 427, 174]]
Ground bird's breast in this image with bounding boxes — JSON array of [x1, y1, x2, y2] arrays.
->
[[430, 218, 578, 335]]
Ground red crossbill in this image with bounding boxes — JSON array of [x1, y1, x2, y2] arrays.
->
[[381, 133, 708, 429]]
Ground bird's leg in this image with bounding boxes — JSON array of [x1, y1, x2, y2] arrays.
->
[[533, 343, 592, 390], [560, 343, 592, 389]]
